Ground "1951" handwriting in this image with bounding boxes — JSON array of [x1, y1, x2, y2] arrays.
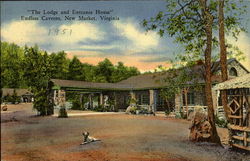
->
[[48, 28, 72, 36]]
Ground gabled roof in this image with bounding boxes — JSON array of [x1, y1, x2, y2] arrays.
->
[[118, 72, 168, 89], [51, 59, 249, 91], [118, 58, 248, 89], [213, 73, 250, 90], [2, 88, 33, 96]]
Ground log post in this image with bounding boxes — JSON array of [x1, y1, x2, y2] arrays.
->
[[150, 90, 157, 113]]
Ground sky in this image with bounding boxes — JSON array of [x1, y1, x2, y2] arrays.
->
[[1, 0, 250, 72]]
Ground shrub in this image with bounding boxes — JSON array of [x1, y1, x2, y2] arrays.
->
[[33, 88, 54, 116], [129, 98, 137, 105], [129, 106, 137, 114], [58, 107, 68, 118], [11, 90, 19, 104], [165, 109, 171, 116], [175, 110, 187, 119], [93, 105, 114, 112], [215, 115, 227, 128], [71, 99, 81, 110], [140, 108, 148, 114], [93, 105, 104, 112], [180, 111, 187, 119], [4, 94, 12, 103], [175, 112, 182, 119]]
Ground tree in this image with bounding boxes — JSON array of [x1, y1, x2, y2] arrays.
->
[[111, 62, 140, 82], [1, 42, 26, 88], [199, 0, 221, 143], [95, 58, 115, 83], [142, 0, 246, 144], [49, 51, 69, 80], [82, 63, 96, 82], [218, 0, 234, 122], [67, 56, 84, 81], [159, 62, 201, 117], [23, 46, 53, 115], [143, 0, 222, 143]]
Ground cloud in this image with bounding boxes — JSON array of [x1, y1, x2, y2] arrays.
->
[[113, 19, 160, 53], [1, 20, 105, 51], [1, 19, 172, 71], [55, 23, 105, 44], [227, 32, 250, 70], [1, 21, 47, 45]]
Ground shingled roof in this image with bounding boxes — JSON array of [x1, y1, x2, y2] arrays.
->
[[213, 73, 250, 90], [2, 88, 33, 96], [51, 79, 133, 90], [51, 59, 248, 91], [118, 72, 171, 89]]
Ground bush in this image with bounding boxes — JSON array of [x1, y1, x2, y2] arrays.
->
[[11, 90, 19, 104], [140, 108, 148, 114], [128, 106, 137, 114], [215, 115, 227, 128], [93, 105, 104, 112], [165, 109, 171, 116], [33, 88, 54, 116], [175, 111, 187, 119], [58, 107, 68, 118], [180, 111, 187, 119], [93, 105, 113, 112], [71, 99, 81, 110], [3, 93, 20, 104], [4, 94, 13, 103]]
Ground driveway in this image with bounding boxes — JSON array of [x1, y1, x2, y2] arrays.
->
[[1, 104, 249, 161]]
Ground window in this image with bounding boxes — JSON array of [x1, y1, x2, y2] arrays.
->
[[182, 93, 195, 105], [124, 95, 130, 106], [229, 67, 238, 77], [218, 93, 222, 106], [138, 94, 149, 105], [157, 94, 165, 106]]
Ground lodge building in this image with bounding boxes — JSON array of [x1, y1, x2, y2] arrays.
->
[[51, 58, 249, 112]]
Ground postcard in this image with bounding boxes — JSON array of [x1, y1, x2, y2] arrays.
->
[[1, 0, 250, 160]]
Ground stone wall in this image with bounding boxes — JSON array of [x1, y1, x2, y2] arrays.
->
[[174, 88, 207, 112], [216, 60, 249, 77], [114, 91, 130, 109], [228, 60, 249, 77]]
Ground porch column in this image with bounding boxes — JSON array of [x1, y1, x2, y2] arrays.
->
[[58, 90, 66, 107], [113, 92, 117, 111], [53, 90, 57, 105], [80, 94, 83, 108], [99, 93, 104, 106], [175, 93, 182, 112], [150, 90, 157, 113], [89, 94, 93, 109]]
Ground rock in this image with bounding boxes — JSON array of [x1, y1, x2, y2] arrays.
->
[[189, 111, 211, 142], [2, 105, 7, 111], [187, 111, 195, 121]]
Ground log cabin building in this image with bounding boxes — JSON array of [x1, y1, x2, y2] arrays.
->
[[50, 58, 249, 112]]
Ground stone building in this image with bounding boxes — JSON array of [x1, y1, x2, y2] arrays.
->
[[50, 58, 249, 112], [1, 88, 33, 103]]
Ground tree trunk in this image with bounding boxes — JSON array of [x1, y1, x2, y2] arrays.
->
[[218, 0, 230, 121], [199, 0, 221, 144], [166, 98, 170, 111]]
